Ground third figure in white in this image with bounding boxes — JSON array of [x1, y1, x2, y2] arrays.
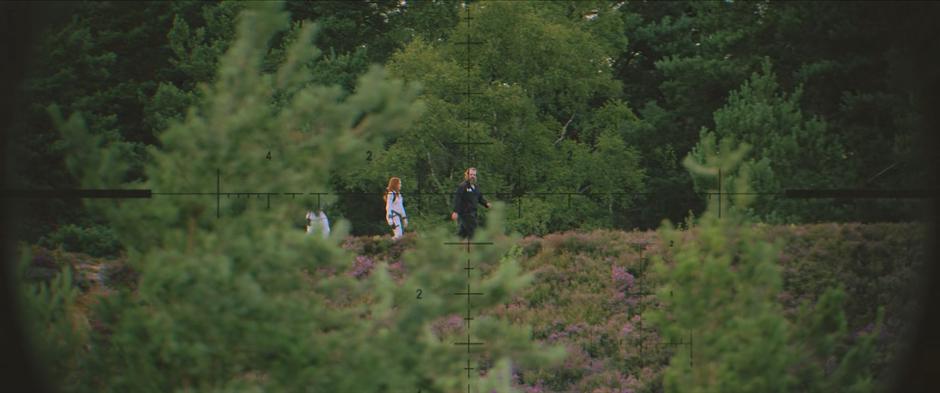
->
[[385, 176, 408, 239]]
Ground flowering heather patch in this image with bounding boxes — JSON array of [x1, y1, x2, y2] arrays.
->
[[44, 222, 923, 392], [620, 321, 634, 337], [497, 225, 921, 391], [386, 259, 406, 282], [571, 369, 637, 393], [348, 255, 375, 279], [611, 265, 635, 292], [760, 222, 926, 373], [508, 229, 668, 391], [430, 314, 464, 340], [546, 322, 588, 343], [30, 246, 58, 269], [101, 260, 139, 290]]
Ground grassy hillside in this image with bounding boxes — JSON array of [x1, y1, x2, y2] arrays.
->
[[23, 222, 927, 392]]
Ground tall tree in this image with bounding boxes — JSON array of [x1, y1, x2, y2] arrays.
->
[[685, 61, 853, 223]]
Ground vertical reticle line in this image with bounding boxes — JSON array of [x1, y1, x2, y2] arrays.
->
[[463, 5, 473, 169], [445, 239, 492, 391], [304, 192, 325, 212], [216, 168, 221, 218], [453, 6, 486, 169], [624, 290, 694, 368], [450, 8, 489, 390], [454, 280, 483, 351]]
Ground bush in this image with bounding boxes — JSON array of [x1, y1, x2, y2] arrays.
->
[[39, 224, 122, 258]]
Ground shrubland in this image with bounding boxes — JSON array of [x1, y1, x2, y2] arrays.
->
[[21, 220, 924, 392]]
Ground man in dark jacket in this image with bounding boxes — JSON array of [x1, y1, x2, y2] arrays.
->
[[450, 167, 491, 239]]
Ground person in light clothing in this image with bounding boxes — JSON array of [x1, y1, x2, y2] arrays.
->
[[305, 209, 330, 238], [385, 177, 408, 239]]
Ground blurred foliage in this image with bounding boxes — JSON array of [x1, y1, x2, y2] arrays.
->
[[21, 3, 561, 392]]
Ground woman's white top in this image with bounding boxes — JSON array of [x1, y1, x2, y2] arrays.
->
[[385, 191, 406, 225]]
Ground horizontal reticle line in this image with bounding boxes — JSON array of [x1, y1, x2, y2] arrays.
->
[[151, 189, 938, 198], [783, 189, 937, 199], [6, 189, 936, 200], [444, 241, 494, 252], [1, 189, 151, 198]]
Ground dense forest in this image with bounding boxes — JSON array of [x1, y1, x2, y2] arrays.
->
[[3, 1, 938, 392], [6, 0, 936, 241]]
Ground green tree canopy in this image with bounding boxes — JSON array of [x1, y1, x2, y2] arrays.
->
[[352, 1, 647, 236]]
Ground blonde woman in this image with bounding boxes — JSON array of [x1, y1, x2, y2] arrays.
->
[[385, 177, 408, 239]]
